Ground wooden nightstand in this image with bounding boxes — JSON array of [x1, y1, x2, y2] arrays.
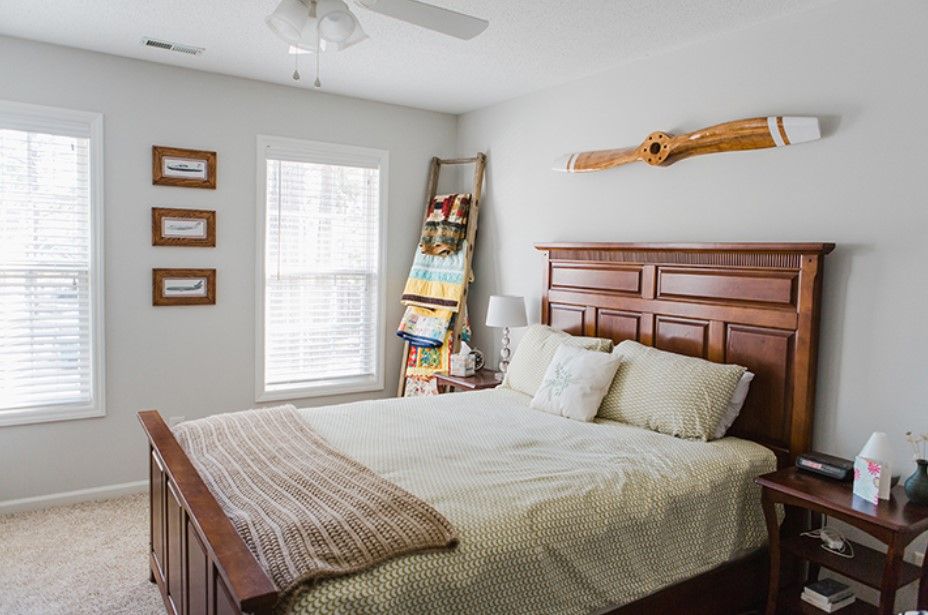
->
[[433, 370, 502, 392], [756, 467, 928, 615]]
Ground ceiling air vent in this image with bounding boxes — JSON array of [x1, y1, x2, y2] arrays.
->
[[140, 37, 205, 56]]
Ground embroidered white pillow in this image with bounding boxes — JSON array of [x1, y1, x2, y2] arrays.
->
[[502, 324, 614, 397], [530, 345, 622, 422]]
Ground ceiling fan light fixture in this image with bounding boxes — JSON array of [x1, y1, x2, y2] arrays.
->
[[266, 0, 310, 43], [316, 0, 368, 50], [316, 0, 357, 42], [280, 0, 367, 53]]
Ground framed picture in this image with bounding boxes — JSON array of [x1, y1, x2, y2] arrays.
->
[[152, 207, 216, 247], [153, 269, 216, 306], [152, 145, 217, 189]]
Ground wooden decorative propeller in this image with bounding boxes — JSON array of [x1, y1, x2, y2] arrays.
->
[[553, 116, 821, 173]]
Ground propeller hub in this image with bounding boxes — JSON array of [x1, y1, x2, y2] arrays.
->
[[640, 131, 671, 166]]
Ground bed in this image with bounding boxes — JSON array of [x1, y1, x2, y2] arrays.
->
[[139, 242, 834, 615]]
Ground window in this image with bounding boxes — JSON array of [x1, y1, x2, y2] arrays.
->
[[256, 136, 387, 400], [0, 101, 104, 426]]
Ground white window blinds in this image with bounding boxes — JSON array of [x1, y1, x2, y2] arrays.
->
[[0, 101, 104, 426], [258, 137, 386, 400]]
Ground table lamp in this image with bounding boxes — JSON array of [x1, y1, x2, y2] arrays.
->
[[485, 295, 527, 377]]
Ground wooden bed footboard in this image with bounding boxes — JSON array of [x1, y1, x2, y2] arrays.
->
[[139, 410, 278, 615]]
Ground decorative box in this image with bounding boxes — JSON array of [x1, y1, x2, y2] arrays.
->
[[449, 352, 475, 377]]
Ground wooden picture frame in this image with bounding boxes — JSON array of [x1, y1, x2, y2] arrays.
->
[[152, 145, 217, 189], [152, 207, 216, 247], [152, 268, 216, 306]]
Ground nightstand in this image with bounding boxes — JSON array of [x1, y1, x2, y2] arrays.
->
[[755, 467, 928, 615], [433, 370, 502, 392]]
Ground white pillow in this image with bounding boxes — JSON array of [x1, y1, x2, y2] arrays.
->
[[503, 324, 613, 397], [713, 371, 755, 439], [530, 345, 622, 422]]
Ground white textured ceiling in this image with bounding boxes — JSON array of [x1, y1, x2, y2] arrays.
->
[[0, 1, 835, 114]]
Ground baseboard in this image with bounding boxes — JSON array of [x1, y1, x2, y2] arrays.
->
[[0, 480, 148, 515]]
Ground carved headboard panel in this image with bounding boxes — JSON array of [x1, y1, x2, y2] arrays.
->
[[535, 242, 834, 468]]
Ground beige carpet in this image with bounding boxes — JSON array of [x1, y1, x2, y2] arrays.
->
[[0, 493, 164, 615], [0, 493, 771, 615]]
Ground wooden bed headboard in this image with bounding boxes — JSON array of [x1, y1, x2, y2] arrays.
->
[[535, 242, 834, 467]]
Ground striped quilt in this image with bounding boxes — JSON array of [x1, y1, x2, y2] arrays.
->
[[401, 239, 468, 311]]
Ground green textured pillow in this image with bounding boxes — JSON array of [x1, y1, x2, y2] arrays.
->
[[598, 340, 746, 441], [501, 324, 613, 397]]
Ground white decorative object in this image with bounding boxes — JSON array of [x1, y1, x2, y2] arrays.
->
[[485, 295, 527, 377], [858, 431, 893, 500], [853, 456, 883, 505], [530, 345, 621, 422]]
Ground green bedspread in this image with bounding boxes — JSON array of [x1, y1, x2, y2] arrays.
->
[[284, 388, 775, 614]]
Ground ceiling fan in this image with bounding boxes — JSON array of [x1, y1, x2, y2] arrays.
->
[[553, 116, 822, 173], [266, 0, 489, 86]]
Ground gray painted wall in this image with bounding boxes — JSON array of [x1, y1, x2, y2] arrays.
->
[[459, 0, 928, 476], [0, 36, 457, 502], [456, 3, 928, 606]]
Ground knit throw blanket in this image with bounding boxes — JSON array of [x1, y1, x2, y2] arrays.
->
[[173, 406, 458, 593]]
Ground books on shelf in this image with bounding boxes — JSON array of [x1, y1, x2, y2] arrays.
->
[[800, 592, 856, 612], [801, 578, 856, 612]]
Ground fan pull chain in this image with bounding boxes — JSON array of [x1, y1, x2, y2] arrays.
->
[[292, 52, 300, 81], [314, 33, 322, 89]]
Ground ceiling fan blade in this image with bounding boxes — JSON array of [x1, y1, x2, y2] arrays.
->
[[552, 147, 641, 173], [356, 0, 489, 39], [554, 116, 820, 173]]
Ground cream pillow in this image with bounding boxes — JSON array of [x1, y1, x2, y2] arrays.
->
[[598, 340, 746, 441], [530, 345, 622, 422], [502, 324, 613, 397]]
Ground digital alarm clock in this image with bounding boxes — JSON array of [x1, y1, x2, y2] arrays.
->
[[796, 452, 854, 481]]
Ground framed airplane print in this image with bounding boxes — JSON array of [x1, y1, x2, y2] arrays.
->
[[152, 145, 217, 189]]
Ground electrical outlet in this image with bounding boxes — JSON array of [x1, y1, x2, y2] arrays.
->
[[168, 416, 185, 427], [905, 550, 925, 566]]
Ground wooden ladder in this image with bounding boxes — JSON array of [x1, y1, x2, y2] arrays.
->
[[396, 153, 487, 397]]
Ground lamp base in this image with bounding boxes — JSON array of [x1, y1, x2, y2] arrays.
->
[[498, 327, 511, 375]]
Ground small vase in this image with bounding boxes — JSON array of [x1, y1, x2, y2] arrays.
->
[[904, 459, 928, 505]]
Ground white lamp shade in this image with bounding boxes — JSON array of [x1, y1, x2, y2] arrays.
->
[[859, 431, 893, 500], [266, 0, 310, 43], [486, 295, 527, 328], [288, 0, 368, 52], [317, 0, 365, 42]]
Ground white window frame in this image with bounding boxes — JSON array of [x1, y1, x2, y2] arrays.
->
[[255, 135, 388, 401], [0, 100, 105, 427]]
